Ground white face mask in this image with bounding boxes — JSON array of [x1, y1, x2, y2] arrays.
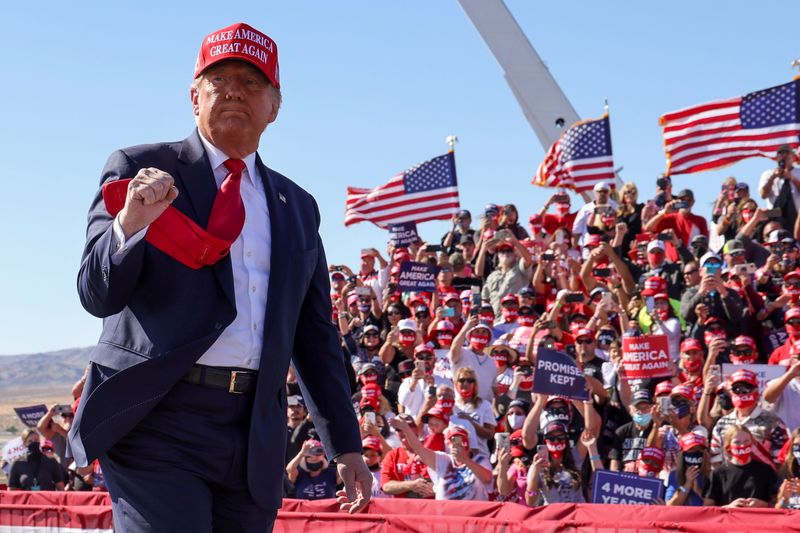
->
[[507, 413, 524, 430]]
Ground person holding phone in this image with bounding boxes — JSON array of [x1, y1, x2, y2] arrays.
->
[[540, 193, 577, 235], [450, 366, 496, 459], [524, 422, 603, 505], [389, 419, 492, 501], [680, 252, 744, 331], [759, 144, 800, 233], [645, 188, 709, 248], [572, 182, 617, 248], [616, 183, 644, 247], [480, 236, 533, 316], [441, 210, 475, 256], [495, 429, 532, 504], [286, 439, 341, 501], [450, 316, 496, 402]]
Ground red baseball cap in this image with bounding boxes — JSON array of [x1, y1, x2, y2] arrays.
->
[[501, 294, 520, 306], [680, 338, 703, 353], [572, 327, 595, 340], [194, 22, 280, 89], [360, 383, 381, 400], [679, 432, 708, 452], [654, 381, 674, 397], [786, 307, 800, 322], [436, 320, 455, 332], [671, 384, 696, 402], [732, 335, 756, 349], [362, 436, 382, 451], [639, 446, 666, 465], [422, 406, 450, 425], [730, 369, 758, 388], [359, 395, 380, 411], [444, 425, 470, 444], [414, 344, 434, 357], [641, 276, 668, 297]]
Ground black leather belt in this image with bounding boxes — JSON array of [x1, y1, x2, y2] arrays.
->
[[182, 364, 258, 394]]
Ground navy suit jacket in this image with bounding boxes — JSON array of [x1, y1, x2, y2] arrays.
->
[[68, 130, 360, 510]]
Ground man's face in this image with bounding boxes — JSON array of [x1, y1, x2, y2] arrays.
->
[[594, 189, 609, 204], [647, 248, 665, 268], [678, 196, 692, 214], [363, 449, 382, 467], [725, 249, 746, 267], [778, 150, 794, 167], [576, 336, 595, 358], [192, 60, 279, 152], [288, 404, 306, 423], [683, 264, 701, 287]]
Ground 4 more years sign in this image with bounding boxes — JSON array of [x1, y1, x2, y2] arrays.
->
[[622, 334, 672, 380]]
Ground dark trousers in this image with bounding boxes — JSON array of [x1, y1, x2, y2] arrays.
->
[[100, 380, 277, 532]]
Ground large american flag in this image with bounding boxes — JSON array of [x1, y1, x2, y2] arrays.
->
[[344, 152, 460, 228], [533, 115, 615, 193], [660, 80, 800, 175]]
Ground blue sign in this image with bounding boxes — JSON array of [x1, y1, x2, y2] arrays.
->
[[532, 348, 588, 400], [397, 261, 438, 292], [591, 470, 664, 505], [389, 222, 419, 246], [14, 404, 48, 428]]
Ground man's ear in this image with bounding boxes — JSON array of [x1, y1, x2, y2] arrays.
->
[[190, 86, 200, 116], [267, 100, 280, 124]]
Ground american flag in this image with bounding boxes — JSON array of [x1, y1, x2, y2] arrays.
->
[[344, 152, 460, 228], [660, 80, 800, 175], [533, 115, 615, 193]]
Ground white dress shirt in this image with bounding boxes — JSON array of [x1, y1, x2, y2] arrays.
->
[[112, 134, 271, 370]]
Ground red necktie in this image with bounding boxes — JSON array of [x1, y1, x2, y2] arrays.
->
[[207, 159, 246, 242]]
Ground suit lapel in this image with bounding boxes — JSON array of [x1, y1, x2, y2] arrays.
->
[[177, 130, 235, 307], [256, 154, 285, 342]]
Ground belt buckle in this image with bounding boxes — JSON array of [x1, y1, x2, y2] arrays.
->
[[229, 371, 245, 394]]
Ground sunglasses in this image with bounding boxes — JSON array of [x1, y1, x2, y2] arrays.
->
[[415, 354, 434, 361], [415, 313, 430, 319], [787, 319, 800, 327], [731, 384, 756, 395], [457, 378, 476, 384], [387, 311, 402, 316], [363, 332, 379, 337], [732, 348, 753, 356], [544, 433, 568, 442], [787, 281, 800, 289], [509, 437, 523, 447], [683, 269, 699, 276], [576, 338, 594, 345], [492, 349, 510, 358]]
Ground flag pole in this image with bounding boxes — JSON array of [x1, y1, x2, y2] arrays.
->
[[446, 135, 459, 153], [793, 58, 800, 80], [604, 98, 609, 116]]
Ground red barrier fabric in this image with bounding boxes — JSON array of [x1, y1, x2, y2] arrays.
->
[[0, 492, 797, 532]]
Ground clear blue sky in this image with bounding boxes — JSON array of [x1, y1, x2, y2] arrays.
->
[[0, 2, 796, 354]]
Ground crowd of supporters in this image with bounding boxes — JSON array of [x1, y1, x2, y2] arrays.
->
[[283, 144, 800, 508], [5, 146, 800, 511]]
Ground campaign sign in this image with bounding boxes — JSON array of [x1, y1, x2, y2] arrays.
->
[[13, 404, 48, 428], [398, 261, 437, 292], [591, 470, 664, 505], [721, 363, 785, 394], [389, 222, 419, 247], [533, 347, 588, 400], [2, 437, 26, 475], [622, 335, 672, 380]]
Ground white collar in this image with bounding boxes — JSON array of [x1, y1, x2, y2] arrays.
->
[[198, 132, 258, 185]]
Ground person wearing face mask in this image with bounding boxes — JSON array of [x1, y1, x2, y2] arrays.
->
[[504, 399, 529, 434], [493, 294, 521, 337], [609, 390, 656, 472], [380, 413, 435, 499], [704, 425, 778, 507], [759, 144, 800, 233], [710, 369, 789, 469], [648, 293, 682, 361], [651, 384, 706, 473], [768, 307, 800, 366], [525, 422, 603, 505], [481, 237, 533, 316], [677, 339, 706, 387], [286, 439, 340, 500], [540, 192, 578, 235], [450, 367, 496, 459], [361, 436, 388, 499], [665, 432, 711, 506], [764, 350, 800, 432], [495, 429, 533, 504], [680, 253, 745, 331], [776, 428, 800, 509], [449, 316, 496, 402], [345, 324, 385, 381], [645, 188, 709, 248], [398, 344, 438, 418], [380, 318, 420, 369], [430, 320, 456, 388], [8, 429, 66, 491], [486, 336, 518, 401]]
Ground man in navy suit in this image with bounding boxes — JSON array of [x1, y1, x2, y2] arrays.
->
[[68, 22, 371, 532]]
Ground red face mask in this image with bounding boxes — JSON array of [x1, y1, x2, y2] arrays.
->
[[360, 373, 378, 386], [654, 307, 669, 321], [436, 332, 453, 348], [731, 391, 757, 409], [728, 444, 752, 464], [437, 399, 454, 414], [531, 225, 543, 235], [502, 309, 518, 322], [456, 381, 475, 399], [601, 215, 616, 229], [518, 371, 534, 391], [493, 352, 508, 368], [704, 330, 726, 347], [555, 203, 570, 215], [741, 209, 755, 223], [518, 316, 534, 327], [399, 332, 416, 347], [682, 358, 703, 374], [785, 286, 800, 303], [469, 334, 490, 352], [787, 324, 800, 339], [545, 439, 567, 460], [479, 312, 495, 323]]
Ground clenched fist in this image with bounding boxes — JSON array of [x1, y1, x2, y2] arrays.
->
[[118, 168, 179, 239]]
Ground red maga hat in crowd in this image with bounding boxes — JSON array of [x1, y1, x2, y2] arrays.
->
[[194, 22, 280, 89]]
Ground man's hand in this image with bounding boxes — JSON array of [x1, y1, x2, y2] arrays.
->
[[118, 168, 179, 239], [411, 478, 435, 498], [335, 452, 372, 514]]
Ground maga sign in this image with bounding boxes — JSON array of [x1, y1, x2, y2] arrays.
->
[[591, 470, 664, 505], [397, 261, 437, 292], [533, 347, 589, 400], [389, 222, 419, 247], [13, 404, 48, 428], [622, 335, 672, 380]]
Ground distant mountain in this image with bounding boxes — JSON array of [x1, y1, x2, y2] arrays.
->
[[0, 347, 93, 389]]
